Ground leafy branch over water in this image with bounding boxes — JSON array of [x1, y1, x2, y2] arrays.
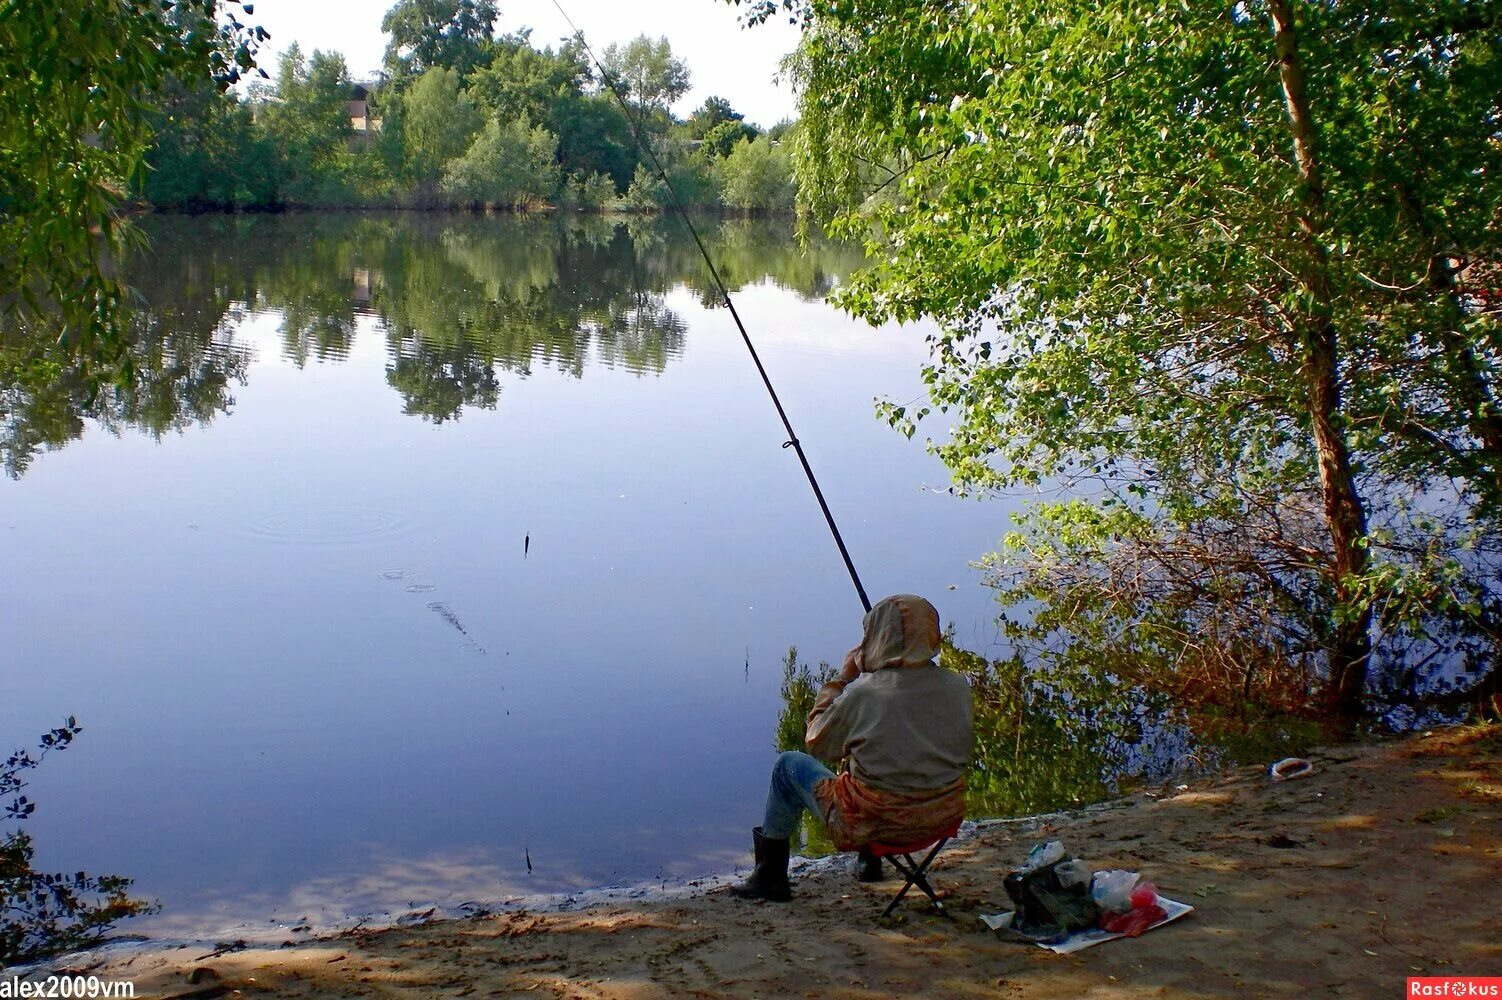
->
[[749, 0, 1502, 719], [1, 720, 156, 965]]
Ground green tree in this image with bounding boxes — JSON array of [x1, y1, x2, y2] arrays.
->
[[381, 0, 498, 80], [552, 93, 638, 191], [700, 118, 759, 159], [0, 0, 264, 342], [622, 152, 721, 212], [718, 135, 793, 212], [443, 117, 560, 208], [686, 95, 749, 138], [144, 75, 280, 208], [462, 31, 639, 191], [765, 118, 795, 142], [258, 45, 356, 204], [745, 0, 1501, 717], [400, 66, 484, 192], [565, 171, 618, 211], [465, 31, 590, 124], [599, 34, 690, 113]]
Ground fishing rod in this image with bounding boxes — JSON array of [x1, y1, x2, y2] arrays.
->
[[550, 0, 872, 614]]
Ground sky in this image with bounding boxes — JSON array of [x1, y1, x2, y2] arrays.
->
[[245, 0, 803, 127]]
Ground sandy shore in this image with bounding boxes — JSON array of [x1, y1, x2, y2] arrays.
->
[[40, 725, 1502, 998]]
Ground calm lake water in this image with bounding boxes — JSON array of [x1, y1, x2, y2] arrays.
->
[[3, 213, 1047, 937]]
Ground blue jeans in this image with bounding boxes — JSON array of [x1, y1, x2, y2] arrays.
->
[[762, 751, 835, 839]]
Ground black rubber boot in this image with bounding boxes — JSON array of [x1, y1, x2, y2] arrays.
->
[[730, 827, 791, 902], [856, 847, 888, 883]]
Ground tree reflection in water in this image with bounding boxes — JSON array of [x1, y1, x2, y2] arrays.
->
[[0, 213, 865, 474], [0, 249, 254, 479]]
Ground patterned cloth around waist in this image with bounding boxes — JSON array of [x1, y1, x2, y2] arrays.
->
[[812, 771, 966, 852]]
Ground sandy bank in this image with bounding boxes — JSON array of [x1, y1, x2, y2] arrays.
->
[[43, 725, 1502, 998]]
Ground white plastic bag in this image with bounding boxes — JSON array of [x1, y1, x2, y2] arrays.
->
[[1025, 840, 1066, 871], [1090, 869, 1140, 914]]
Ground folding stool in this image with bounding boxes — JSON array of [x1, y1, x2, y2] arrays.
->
[[864, 818, 963, 918]]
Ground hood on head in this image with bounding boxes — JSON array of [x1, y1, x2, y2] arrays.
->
[[859, 594, 941, 671]]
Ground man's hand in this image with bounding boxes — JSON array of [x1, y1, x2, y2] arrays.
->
[[838, 645, 863, 683]]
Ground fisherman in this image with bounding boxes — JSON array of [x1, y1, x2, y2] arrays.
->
[[733, 594, 973, 902]]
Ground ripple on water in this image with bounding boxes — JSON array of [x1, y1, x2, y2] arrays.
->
[[243, 506, 411, 545], [404, 584, 437, 593]]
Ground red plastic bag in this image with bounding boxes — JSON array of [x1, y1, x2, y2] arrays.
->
[[1098, 881, 1167, 938]]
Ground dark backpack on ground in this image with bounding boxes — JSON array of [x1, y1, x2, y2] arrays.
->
[[1002, 856, 1099, 935]]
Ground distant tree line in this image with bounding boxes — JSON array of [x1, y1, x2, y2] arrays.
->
[[141, 0, 797, 213]]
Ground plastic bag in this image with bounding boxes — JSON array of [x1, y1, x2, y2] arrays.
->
[[1099, 902, 1167, 937], [1090, 869, 1140, 915], [1025, 841, 1066, 871], [1098, 881, 1166, 938], [1054, 859, 1090, 889], [1004, 844, 1099, 935]]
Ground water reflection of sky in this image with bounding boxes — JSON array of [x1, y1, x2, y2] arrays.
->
[[1, 215, 1035, 936]]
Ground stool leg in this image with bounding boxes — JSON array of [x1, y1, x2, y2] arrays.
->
[[909, 869, 950, 917], [880, 854, 925, 918], [881, 869, 915, 918], [913, 839, 948, 910], [878, 839, 952, 919]]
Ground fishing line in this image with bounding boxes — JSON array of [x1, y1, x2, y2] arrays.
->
[[550, 0, 872, 613]]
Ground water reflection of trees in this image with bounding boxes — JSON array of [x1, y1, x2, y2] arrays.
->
[[0, 249, 254, 478], [625, 216, 865, 309], [0, 213, 861, 473]]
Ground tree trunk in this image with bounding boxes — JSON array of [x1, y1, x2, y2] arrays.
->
[[1302, 318, 1373, 715], [1267, 0, 1373, 716]]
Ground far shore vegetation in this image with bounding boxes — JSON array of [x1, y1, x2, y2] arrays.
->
[[142, 4, 794, 215]]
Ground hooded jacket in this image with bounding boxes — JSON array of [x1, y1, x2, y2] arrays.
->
[[805, 595, 973, 850]]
